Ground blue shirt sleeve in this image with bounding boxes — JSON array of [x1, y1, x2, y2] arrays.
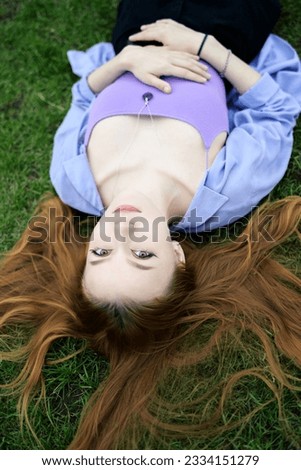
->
[[174, 35, 301, 233], [196, 73, 299, 231], [50, 43, 115, 215]]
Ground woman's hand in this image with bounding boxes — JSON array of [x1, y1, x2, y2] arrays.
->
[[129, 19, 203, 55], [129, 19, 261, 95], [119, 44, 210, 93]]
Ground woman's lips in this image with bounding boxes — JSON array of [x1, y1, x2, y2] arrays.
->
[[113, 205, 141, 213]]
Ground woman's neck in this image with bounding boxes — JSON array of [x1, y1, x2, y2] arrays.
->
[[98, 169, 191, 221]]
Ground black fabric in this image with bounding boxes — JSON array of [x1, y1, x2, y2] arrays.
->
[[112, 0, 281, 63]]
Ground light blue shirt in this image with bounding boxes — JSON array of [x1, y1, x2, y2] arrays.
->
[[50, 35, 301, 232]]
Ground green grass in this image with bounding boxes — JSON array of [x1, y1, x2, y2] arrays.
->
[[0, 0, 300, 450]]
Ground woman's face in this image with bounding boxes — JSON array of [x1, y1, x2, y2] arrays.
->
[[82, 193, 185, 303]]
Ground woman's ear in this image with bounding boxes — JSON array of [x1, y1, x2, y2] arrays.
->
[[172, 241, 186, 265]]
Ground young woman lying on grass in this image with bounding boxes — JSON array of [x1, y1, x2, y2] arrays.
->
[[0, 0, 301, 449]]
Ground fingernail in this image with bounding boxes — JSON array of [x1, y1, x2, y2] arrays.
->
[[164, 86, 171, 93]]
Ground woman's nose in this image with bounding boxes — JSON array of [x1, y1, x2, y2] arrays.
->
[[118, 220, 129, 239]]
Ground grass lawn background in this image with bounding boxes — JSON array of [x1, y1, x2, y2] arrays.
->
[[0, 0, 300, 450]]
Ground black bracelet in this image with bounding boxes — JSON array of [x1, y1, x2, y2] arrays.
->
[[197, 34, 208, 58]]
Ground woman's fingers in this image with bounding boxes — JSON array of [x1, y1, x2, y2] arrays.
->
[[155, 19, 176, 24], [145, 66, 209, 91], [141, 19, 182, 29], [139, 74, 172, 93], [129, 21, 170, 41], [169, 53, 211, 79], [182, 57, 210, 73], [128, 47, 211, 91], [170, 65, 208, 83], [129, 19, 202, 55], [129, 29, 158, 42]]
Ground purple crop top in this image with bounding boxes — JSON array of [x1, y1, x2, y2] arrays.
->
[[85, 63, 229, 154]]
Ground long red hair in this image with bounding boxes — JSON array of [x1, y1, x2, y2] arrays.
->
[[0, 194, 300, 449]]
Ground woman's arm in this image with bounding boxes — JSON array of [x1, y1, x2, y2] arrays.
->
[[199, 36, 261, 94], [173, 73, 300, 233], [129, 19, 261, 94], [87, 45, 210, 94]]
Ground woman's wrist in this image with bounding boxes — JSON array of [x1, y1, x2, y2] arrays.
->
[[199, 35, 228, 70], [87, 53, 127, 93], [191, 31, 204, 55], [195, 34, 232, 75], [200, 35, 261, 94], [117, 44, 141, 73]]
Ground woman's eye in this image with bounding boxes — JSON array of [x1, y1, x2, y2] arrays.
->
[[90, 248, 111, 257], [132, 250, 155, 259]]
